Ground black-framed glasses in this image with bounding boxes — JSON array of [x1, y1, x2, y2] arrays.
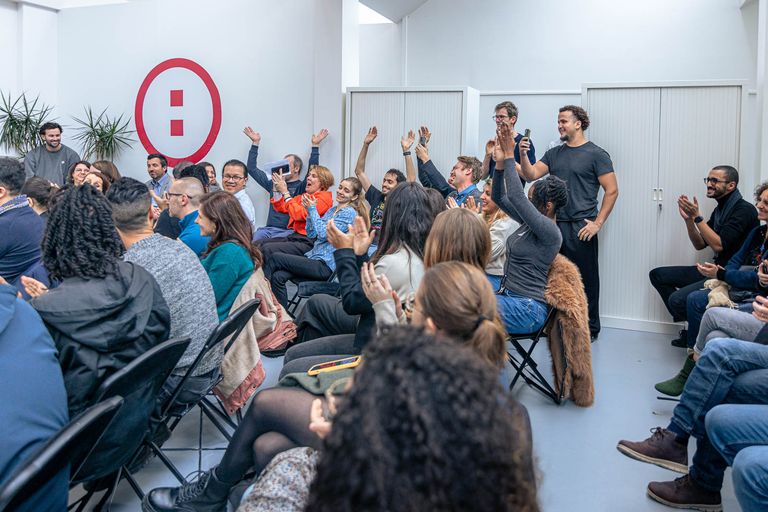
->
[[492, 115, 510, 120], [222, 174, 245, 182], [704, 177, 731, 185]]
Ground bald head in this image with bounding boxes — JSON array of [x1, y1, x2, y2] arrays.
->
[[168, 177, 205, 219]]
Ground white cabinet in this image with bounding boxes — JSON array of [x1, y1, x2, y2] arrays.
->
[[345, 87, 479, 187], [584, 83, 744, 332]]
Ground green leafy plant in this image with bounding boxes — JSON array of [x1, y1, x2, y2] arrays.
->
[[0, 91, 54, 157], [72, 107, 136, 161]]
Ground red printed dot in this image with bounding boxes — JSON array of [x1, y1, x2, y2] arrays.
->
[[170, 89, 183, 107], [170, 119, 184, 137]]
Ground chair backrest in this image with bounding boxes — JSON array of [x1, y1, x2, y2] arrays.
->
[[159, 299, 260, 417], [0, 396, 123, 510], [72, 337, 190, 483]]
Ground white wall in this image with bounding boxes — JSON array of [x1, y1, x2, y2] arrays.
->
[[0, 0, 19, 96], [54, 0, 349, 227], [359, 23, 402, 86]]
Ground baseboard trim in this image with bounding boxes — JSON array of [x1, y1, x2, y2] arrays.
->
[[601, 316, 683, 335]]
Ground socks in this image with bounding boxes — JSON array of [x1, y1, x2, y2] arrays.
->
[[667, 421, 690, 444]]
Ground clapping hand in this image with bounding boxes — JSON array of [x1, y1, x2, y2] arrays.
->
[[493, 139, 505, 165], [401, 130, 415, 152], [20, 276, 48, 298], [464, 195, 482, 213], [678, 195, 700, 219], [446, 197, 460, 209], [243, 126, 261, 145], [485, 138, 496, 156], [496, 124, 516, 159], [302, 193, 317, 209], [361, 262, 398, 307], [312, 128, 329, 146]]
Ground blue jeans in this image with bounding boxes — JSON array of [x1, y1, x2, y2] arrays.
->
[[706, 404, 768, 510], [686, 290, 753, 347], [253, 226, 293, 241], [668, 339, 768, 491], [486, 274, 503, 293], [495, 290, 548, 334]]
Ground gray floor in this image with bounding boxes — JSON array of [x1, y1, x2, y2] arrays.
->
[[81, 327, 740, 511]]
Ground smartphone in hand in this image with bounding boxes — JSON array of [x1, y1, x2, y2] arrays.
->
[[523, 128, 531, 140]]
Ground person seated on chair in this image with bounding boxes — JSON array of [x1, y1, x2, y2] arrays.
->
[[617, 321, 768, 511], [243, 126, 329, 241], [142, 265, 509, 512], [0, 276, 68, 512], [414, 126, 483, 207], [20, 176, 57, 225], [492, 125, 568, 334], [353, 126, 415, 244], [154, 164, 211, 241], [167, 177, 210, 257], [649, 165, 757, 348], [258, 165, 335, 258], [0, 157, 46, 294], [656, 182, 768, 397], [220, 159, 257, 233], [21, 184, 170, 417], [106, 178, 220, 403], [241, 326, 537, 512], [282, 182, 433, 372], [196, 191, 263, 322], [263, 177, 368, 309]]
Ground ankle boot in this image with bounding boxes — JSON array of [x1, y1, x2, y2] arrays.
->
[[655, 355, 695, 397], [142, 466, 232, 512]]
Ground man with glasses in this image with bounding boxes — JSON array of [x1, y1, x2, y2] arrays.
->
[[220, 159, 257, 232], [649, 165, 757, 348], [481, 101, 537, 181], [167, 177, 210, 257]]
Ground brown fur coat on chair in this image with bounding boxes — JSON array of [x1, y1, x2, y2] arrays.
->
[[543, 255, 595, 406]]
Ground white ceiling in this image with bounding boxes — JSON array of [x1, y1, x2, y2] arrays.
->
[[359, 0, 428, 22]]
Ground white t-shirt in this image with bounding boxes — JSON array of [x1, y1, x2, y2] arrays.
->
[[235, 189, 257, 232]]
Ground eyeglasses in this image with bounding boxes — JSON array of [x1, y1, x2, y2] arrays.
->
[[703, 177, 731, 185], [492, 115, 510, 120], [222, 174, 245, 182]]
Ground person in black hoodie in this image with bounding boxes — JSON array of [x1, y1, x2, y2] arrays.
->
[[23, 184, 170, 417]]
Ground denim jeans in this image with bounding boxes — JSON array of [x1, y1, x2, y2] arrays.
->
[[486, 274, 503, 293], [253, 226, 293, 241], [668, 339, 768, 491], [687, 291, 754, 348], [706, 404, 768, 511], [495, 290, 548, 334], [648, 265, 706, 322], [695, 307, 763, 355]]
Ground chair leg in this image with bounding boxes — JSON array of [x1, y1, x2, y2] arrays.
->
[[508, 337, 563, 405]]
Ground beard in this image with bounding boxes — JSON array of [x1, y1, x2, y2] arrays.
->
[[559, 133, 569, 142]]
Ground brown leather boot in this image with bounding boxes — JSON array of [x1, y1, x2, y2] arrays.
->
[[617, 427, 688, 473], [647, 474, 722, 511]]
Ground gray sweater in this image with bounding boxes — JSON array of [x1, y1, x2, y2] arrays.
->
[[492, 158, 562, 303], [24, 144, 81, 186], [124, 234, 220, 375]]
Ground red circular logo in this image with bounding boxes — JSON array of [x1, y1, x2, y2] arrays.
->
[[134, 58, 222, 167]]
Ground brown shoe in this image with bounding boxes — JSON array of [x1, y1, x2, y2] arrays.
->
[[617, 427, 688, 473], [647, 474, 722, 511]]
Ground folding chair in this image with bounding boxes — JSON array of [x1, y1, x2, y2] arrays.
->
[[0, 396, 123, 511], [506, 308, 567, 405], [68, 337, 191, 510], [145, 299, 260, 482], [285, 271, 339, 316]]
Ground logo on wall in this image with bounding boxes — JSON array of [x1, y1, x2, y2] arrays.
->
[[134, 58, 222, 167]]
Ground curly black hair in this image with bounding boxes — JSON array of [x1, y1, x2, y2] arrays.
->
[[305, 325, 540, 512], [42, 184, 124, 281], [531, 175, 569, 216]]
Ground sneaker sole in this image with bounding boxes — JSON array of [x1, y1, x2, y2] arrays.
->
[[647, 488, 722, 511], [616, 443, 688, 474]]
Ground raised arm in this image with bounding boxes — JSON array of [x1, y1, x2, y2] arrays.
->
[[415, 143, 452, 197], [518, 136, 549, 182], [295, 129, 327, 195], [401, 130, 416, 182], [242, 127, 272, 193], [354, 127, 377, 192]]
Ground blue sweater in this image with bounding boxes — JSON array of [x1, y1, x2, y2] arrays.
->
[[716, 224, 768, 291], [0, 202, 44, 284], [0, 285, 68, 512]]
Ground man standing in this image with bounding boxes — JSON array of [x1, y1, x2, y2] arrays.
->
[[167, 177, 210, 257], [243, 126, 328, 240], [0, 157, 45, 291], [146, 153, 172, 212], [482, 101, 537, 180], [650, 165, 757, 346], [519, 105, 619, 339], [220, 159, 257, 232], [24, 122, 81, 186]]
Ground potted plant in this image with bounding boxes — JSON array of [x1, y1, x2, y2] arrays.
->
[[72, 106, 136, 161], [0, 91, 54, 158]]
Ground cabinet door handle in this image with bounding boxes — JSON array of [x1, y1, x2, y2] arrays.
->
[[659, 188, 664, 201], [652, 188, 658, 201]]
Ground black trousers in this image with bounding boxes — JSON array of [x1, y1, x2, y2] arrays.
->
[[295, 294, 358, 343], [279, 334, 358, 379], [648, 265, 706, 322], [263, 253, 332, 308], [558, 220, 601, 336], [258, 234, 314, 277]]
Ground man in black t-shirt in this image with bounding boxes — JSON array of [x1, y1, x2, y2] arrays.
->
[[649, 166, 758, 346], [518, 105, 619, 339], [354, 127, 410, 243]]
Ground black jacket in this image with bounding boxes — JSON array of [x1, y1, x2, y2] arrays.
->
[[334, 248, 376, 350], [30, 260, 171, 417]]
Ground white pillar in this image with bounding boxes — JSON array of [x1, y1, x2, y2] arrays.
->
[[757, 0, 768, 180]]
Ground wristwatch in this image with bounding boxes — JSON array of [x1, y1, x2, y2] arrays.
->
[[693, 215, 704, 224]]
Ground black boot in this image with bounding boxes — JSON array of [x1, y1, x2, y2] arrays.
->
[[142, 466, 232, 512]]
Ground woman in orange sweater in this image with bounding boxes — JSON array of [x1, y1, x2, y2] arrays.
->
[[258, 165, 335, 257]]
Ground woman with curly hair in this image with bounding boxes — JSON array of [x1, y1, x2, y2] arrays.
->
[[197, 191, 263, 321], [22, 184, 170, 417]]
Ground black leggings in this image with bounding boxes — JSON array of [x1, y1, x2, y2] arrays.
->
[[216, 387, 324, 482]]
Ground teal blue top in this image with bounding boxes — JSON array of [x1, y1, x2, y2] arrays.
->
[[201, 242, 254, 321]]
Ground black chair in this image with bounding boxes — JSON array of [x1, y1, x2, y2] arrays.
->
[[506, 308, 566, 405], [285, 271, 338, 315], [145, 299, 260, 482], [0, 396, 123, 511], [68, 337, 191, 510]]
